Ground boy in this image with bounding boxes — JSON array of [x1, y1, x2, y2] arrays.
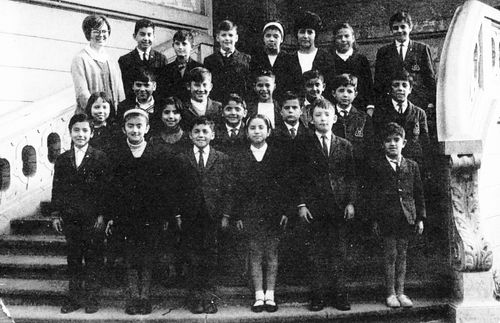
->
[[106, 109, 175, 315], [213, 93, 248, 156], [116, 68, 162, 135], [51, 114, 110, 314], [247, 69, 281, 129], [369, 122, 425, 308], [374, 11, 436, 113], [119, 18, 168, 100], [372, 69, 430, 171], [204, 20, 251, 102], [175, 116, 232, 314], [288, 11, 335, 96], [165, 30, 203, 102], [180, 67, 222, 131], [249, 21, 291, 100], [295, 98, 356, 312], [301, 69, 328, 126], [272, 91, 308, 146]]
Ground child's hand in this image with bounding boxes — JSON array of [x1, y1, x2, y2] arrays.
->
[[52, 217, 63, 233], [221, 215, 230, 230], [280, 215, 288, 230], [344, 204, 355, 220], [416, 221, 424, 235], [105, 220, 113, 236], [236, 220, 244, 231], [372, 221, 380, 237], [94, 215, 104, 231], [298, 206, 313, 223], [176, 216, 182, 231]]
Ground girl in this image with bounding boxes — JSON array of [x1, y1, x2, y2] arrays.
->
[[84, 92, 118, 152], [230, 114, 289, 313], [149, 96, 190, 155]]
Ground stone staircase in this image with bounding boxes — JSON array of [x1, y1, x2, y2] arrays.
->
[[0, 206, 454, 322]]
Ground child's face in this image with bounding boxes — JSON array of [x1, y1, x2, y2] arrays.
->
[[173, 39, 193, 60], [216, 28, 238, 52], [189, 78, 212, 102], [334, 28, 355, 54], [90, 97, 110, 124], [304, 77, 325, 100], [161, 105, 181, 128], [247, 118, 270, 146], [391, 21, 412, 43], [297, 28, 316, 50], [190, 124, 215, 149], [134, 27, 155, 51], [70, 121, 93, 149], [222, 100, 247, 127], [263, 28, 283, 54], [254, 76, 276, 102], [133, 80, 156, 103], [391, 80, 412, 103], [333, 85, 357, 109], [123, 116, 149, 145], [383, 134, 407, 159], [312, 107, 335, 134], [280, 99, 302, 125]]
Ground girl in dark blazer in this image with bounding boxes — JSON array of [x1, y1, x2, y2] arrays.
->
[[231, 114, 289, 313]]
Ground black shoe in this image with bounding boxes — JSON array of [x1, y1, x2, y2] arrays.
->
[[139, 299, 152, 315], [264, 300, 278, 313], [125, 301, 139, 315], [190, 299, 204, 314], [251, 302, 264, 313], [309, 298, 325, 312], [60, 301, 81, 314], [335, 293, 351, 311], [204, 299, 218, 314]]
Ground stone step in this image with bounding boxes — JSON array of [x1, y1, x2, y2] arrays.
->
[[5, 300, 452, 323], [0, 255, 67, 279], [10, 215, 56, 235], [0, 235, 65, 256]]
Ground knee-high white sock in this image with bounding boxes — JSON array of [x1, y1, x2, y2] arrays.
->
[[264, 290, 274, 301], [255, 290, 265, 301]]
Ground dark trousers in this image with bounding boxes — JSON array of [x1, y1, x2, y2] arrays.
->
[[307, 218, 348, 299], [63, 221, 104, 305]]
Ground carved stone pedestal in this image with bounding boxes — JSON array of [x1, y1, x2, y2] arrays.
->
[[451, 271, 500, 323]]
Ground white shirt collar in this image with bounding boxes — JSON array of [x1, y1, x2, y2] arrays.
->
[[336, 48, 353, 61], [136, 96, 155, 113], [337, 105, 352, 115], [297, 48, 318, 73], [74, 144, 89, 153], [225, 122, 242, 133], [386, 155, 402, 170], [285, 122, 299, 131], [194, 145, 209, 154], [250, 143, 268, 162], [392, 99, 408, 113], [84, 45, 108, 63], [315, 130, 332, 141], [136, 47, 151, 57], [220, 48, 235, 57], [395, 38, 410, 48], [190, 98, 208, 116]]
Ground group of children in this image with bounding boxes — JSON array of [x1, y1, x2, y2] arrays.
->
[[51, 8, 434, 316]]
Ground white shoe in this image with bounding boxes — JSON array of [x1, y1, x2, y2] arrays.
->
[[397, 294, 413, 308], [386, 294, 400, 308]]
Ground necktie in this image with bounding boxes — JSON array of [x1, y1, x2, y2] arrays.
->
[[230, 128, 237, 138], [398, 102, 403, 114], [340, 110, 347, 118], [143, 52, 148, 62], [198, 148, 204, 171], [399, 43, 404, 61], [321, 135, 329, 157], [290, 128, 296, 139]]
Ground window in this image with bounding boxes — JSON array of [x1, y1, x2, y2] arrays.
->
[[47, 133, 61, 163], [21, 146, 37, 177], [0, 159, 10, 191]]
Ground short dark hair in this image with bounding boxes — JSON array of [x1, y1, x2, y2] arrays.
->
[[381, 122, 406, 141], [224, 93, 247, 110], [173, 29, 194, 45], [134, 18, 155, 35], [84, 92, 116, 121], [253, 69, 276, 82], [187, 67, 211, 83], [389, 11, 413, 29], [280, 91, 302, 107], [68, 113, 94, 132], [161, 96, 183, 113], [246, 114, 272, 130], [302, 69, 324, 83], [391, 69, 414, 86], [331, 74, 358, 91], [310, 97, 334, 114], [294, 11, 322, 34], [132, 67, 156, 83], [332, 22, 354, 36], [217, 20, 238, 33], [191, 116, 215, 132], [82, 15, 111, 41]]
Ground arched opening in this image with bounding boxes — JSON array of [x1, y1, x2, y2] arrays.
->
[[0, 159, 10, 191], [21, 146, 37, 177], [47, 133, 61, 163]]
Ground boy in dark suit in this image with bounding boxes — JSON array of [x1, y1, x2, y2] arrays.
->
[[119, 19, 168, 100], [106, 109, 175, 315], [175, 116, 232, 314], [165, 30, 203, 102], [295, 98, 357, 312], [372, 69, 430, 172], [204, 20, 251, 102], [369, 122, 425, 308], [51, 114, 110, 314], [180, 67, 222, 131], [212, 93, 248, 157], [374, 11, 436, 114], [272, 91, 308, 146]]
